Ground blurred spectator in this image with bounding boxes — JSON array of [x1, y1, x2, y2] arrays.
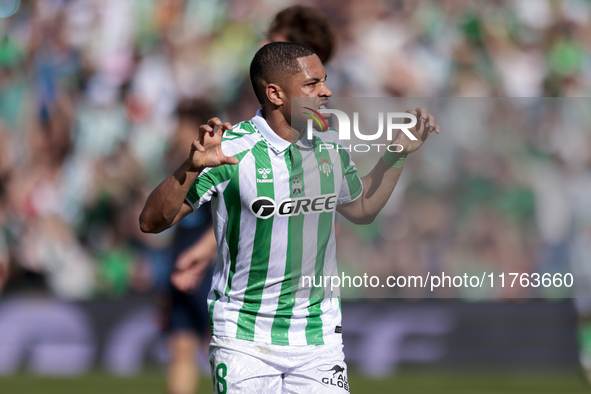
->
[[159, 98, 217, 394], [0, 0, 591, 302]]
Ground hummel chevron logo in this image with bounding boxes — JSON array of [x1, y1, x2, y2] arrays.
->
[[257, 168, 272, 183]]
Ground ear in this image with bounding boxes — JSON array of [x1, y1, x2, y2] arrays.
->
[[266, 83, 284, 107]]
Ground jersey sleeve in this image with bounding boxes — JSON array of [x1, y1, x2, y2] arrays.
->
[[185, 168, 217, 211], [337, 146, 363, 205], [185, 141, 251, 211]]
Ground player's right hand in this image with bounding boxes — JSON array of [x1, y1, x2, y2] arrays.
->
[[189, 117, 239, 171]]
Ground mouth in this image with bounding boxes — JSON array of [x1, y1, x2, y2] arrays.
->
[[318, 101, 330, 119]]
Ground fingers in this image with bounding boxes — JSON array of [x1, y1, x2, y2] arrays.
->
[[403, 108, 440, 144], [195, 119, 232, 152], [416, 107, 428, 121], [414, 108, 441, 136], [217, 122, 233, 136], [171, 262, 206, 292], [416, 107, 429, 134], [192, 138, 205, 153], [175, 251, 193, 271], [171, 271, 199, 292], [407, 109, 424, 134], [221, 155, 240, 165], [208, 118, 235, 137], [195, 123, 213, 152], [427, 114, 435, 132], [207, 117, 222, 131]]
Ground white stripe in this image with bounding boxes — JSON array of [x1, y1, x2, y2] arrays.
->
[[209, 179, 231, 335], [221, 150, 258, 339], [288, 299, 311, 345], [320, 298, 342, 344], [254, 146, 290, 343]]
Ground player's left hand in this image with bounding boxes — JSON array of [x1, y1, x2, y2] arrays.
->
[[393, 107, 440, 154]]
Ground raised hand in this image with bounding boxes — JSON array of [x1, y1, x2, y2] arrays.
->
[[189, 117, 240, 171], [393, 107, 440, 154]]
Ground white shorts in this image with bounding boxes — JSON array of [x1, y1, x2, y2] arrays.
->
[[209, 336, 350, 393]]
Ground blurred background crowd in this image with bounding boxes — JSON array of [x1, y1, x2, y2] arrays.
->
[[1, 0, 591, 388], [1, 0, 591, 302], [337, 97, 591, 301]]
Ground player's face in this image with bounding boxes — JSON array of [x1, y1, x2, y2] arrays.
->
[[284, 54, 332, 133], [289, 54, 331, 102]]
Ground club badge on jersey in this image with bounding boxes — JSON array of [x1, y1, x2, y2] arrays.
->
[[319, 157, 333, 177]]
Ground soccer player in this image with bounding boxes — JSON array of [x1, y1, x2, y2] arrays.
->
[[140, 42, 439, 392], [162, 7, 339, 394], [168, 4, 337, 294]]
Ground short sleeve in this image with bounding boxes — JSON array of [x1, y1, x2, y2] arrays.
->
[[337, 148, 363, 205], [185, 169, 217, 211]]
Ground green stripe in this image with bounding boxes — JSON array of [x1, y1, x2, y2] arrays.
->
[[270, 145, 304, 345], [222, 121, 256, 141], [242, 121, 256, 134], [336, 145, 363, 201], [187, 149, 249, 205], [223, 150, 250, 299], [304, 137, 337, 345], [236, 141, 275, 341], [209, 290, 221, 334]]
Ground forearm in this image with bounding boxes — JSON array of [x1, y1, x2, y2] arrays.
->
[[355, 157, 403, 222], [140, 159, 203, 233], [339, 107, 439, 224]]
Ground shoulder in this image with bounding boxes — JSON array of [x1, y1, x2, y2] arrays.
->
[[220, 120, 261, 157]]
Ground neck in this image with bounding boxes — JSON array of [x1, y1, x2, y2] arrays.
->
[[262, 107, 298, 143]]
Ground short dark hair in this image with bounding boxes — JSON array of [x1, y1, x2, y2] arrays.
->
[[249, 42, 316, 104], [268, 6, 335, 64]]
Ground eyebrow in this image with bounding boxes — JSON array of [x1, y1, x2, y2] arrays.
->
[[303, 75, 327, 84]]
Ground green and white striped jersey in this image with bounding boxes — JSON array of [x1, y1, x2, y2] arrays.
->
[[186, 110, 363, 346]]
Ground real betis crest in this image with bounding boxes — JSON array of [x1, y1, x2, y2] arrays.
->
[[319, 157, 333, 177]]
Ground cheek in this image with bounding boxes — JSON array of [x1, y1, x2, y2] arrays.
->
[[286, 85, 307, 98]]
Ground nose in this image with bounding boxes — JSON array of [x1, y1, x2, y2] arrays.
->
[[320, 84, 332, 98]]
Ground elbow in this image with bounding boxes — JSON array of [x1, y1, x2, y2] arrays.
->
[[139, 217, 153, 233], [139, 211, 161, 234], [357, 216, 377, 225], [350, 214, 377, 225], [140, 221, 164, 234], [139, 220, 154, 234]]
